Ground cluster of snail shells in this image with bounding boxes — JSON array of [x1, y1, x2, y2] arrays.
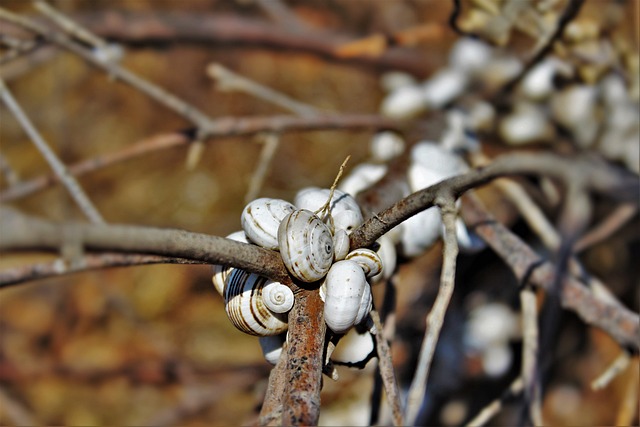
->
[[213, 188, 383, 344]]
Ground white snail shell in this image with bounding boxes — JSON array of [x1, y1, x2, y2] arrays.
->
[[331, 327, 376, 367], [294, 187, 363, 233], [338, 163, 387, 198], [224, 269, 288, 336], [278, 209, 334, 283], [371, 235, 397, 282], [261, 281, 295, 313], [321, 260, 372, 334], [345, 248, 383, 278], [212, 231, 249, 295], [259, 335, 285, 365], [400, 208, 442, 257], [333, 228, 350, 261], [370, 131, 405, 162], [241, 198, 296, 250]]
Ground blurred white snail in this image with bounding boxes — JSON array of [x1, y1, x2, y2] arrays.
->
[[241, 198, 296, 250], [338, 163, 387, 198], [498, 102, 555, 145], [223, 269, 290, 336], [370, 131, 406, 162], [320, 260, 373, 334], [278, 209, 335, 283], [294, 187, 363, 233]]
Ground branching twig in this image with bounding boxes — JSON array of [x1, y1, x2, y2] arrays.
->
[[575, 203, 638, 253], [1, 114, 395, 202], [591, 351, 632, 391], [207, 63, 322, 117], [465, 377, 524, 427], [245, 133, 281, 204], [0, 78, 105, 224], [405, 195, 459, 424]]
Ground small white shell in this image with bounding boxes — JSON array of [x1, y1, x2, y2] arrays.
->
[[212, 231, 249, 295], [380, 84, 427, 119], [422, 67, 469, 109], [400, 208, 442, 257], [224, 269, 288, 336], [259, 335, 285, 365], [410, 142, 468, 180], [278, 209, 334, 283], [321, 260, 372, 334], [345, 248, 383, 278], [370, 131, 405, 162], [448, 38, 493, 77], [294, 187, 364, 233], [331, 327, 376, 367], [498, 102, 554, 145], [261, 281, 294, 313], [371, 235, 396, 282], [241, 198, 296, 250], [333, 228, 350, 261], [338, 163, 387, 197]]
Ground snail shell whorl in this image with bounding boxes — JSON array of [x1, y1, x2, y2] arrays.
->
[[345, 248, 383, 278], [322, 260, 372, 334], [224, 269, 288, 336], [262, 281, 294, 313], [278, 209, 334, 283], [241, 198, 296, 250]]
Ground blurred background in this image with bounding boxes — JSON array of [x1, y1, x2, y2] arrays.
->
[[0, 0, 638, 425]]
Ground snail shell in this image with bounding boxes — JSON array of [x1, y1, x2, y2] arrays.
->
[[224, 269, 288, 336], [241, 198, 296, 250], [321, 260, 372, 334], [259, 335, 285, 365], [338, 163, 387, 198], [371, 235, 397, 282], [212, 231, 249, 295], [262, 281, 295, 313], [333, 228, 350, 261], [345, 248, 383, 278], [294, 187, 363, 233], [278, 209, 334, 283]]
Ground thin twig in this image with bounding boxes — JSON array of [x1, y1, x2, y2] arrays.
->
[[0, 386, 37, 426], [591, 351, 632, 390], [520, 286, 543, 426], [33, 0, 108, 49], [405, 196, 459, 424], [0, 34, 41, 65], [575, 203, 638, 253], [369, 309, 403, 427], [0, 78, 105, 224], [0, 114, 394, 202], [245, 133, 280, 204], [465, 377, 524, 427], [0, 253, 203, 287], [0, 152, 20, 185], [0, 7, 217, 138], [207, 63, 321, 117]]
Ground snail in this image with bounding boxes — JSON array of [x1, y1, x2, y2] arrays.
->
[[333, 228, 350, 261], [278, 209, 334, 283], [294, 187, 363, 233], [338, 163, 387, 198], [345, 248, 383, 278], [212, 231, 249, 295], [370, 131, 405, 162], [259, 334, 286, 365], [262, 281, 295, 313], [241, 198, 296, 250], [223, 268, 290, 336], [320, 260, 372, 334]]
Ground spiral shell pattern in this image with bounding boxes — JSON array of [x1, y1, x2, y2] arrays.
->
[[345, 248, 383, 278], [224, 269, 288, 336], [212, 231, 249, 295], [241, 198, 296, 250], [278, 209, 334, 283], [262, 281, 294, 313]]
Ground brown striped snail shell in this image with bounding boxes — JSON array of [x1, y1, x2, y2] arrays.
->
[[224, 269, 289, 336], [212, 231, 249, 295], [320, 260, 372, 334], [345, 248, 383, 278], [241, 198, 296, 250], [278, 209, 334, 283]]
